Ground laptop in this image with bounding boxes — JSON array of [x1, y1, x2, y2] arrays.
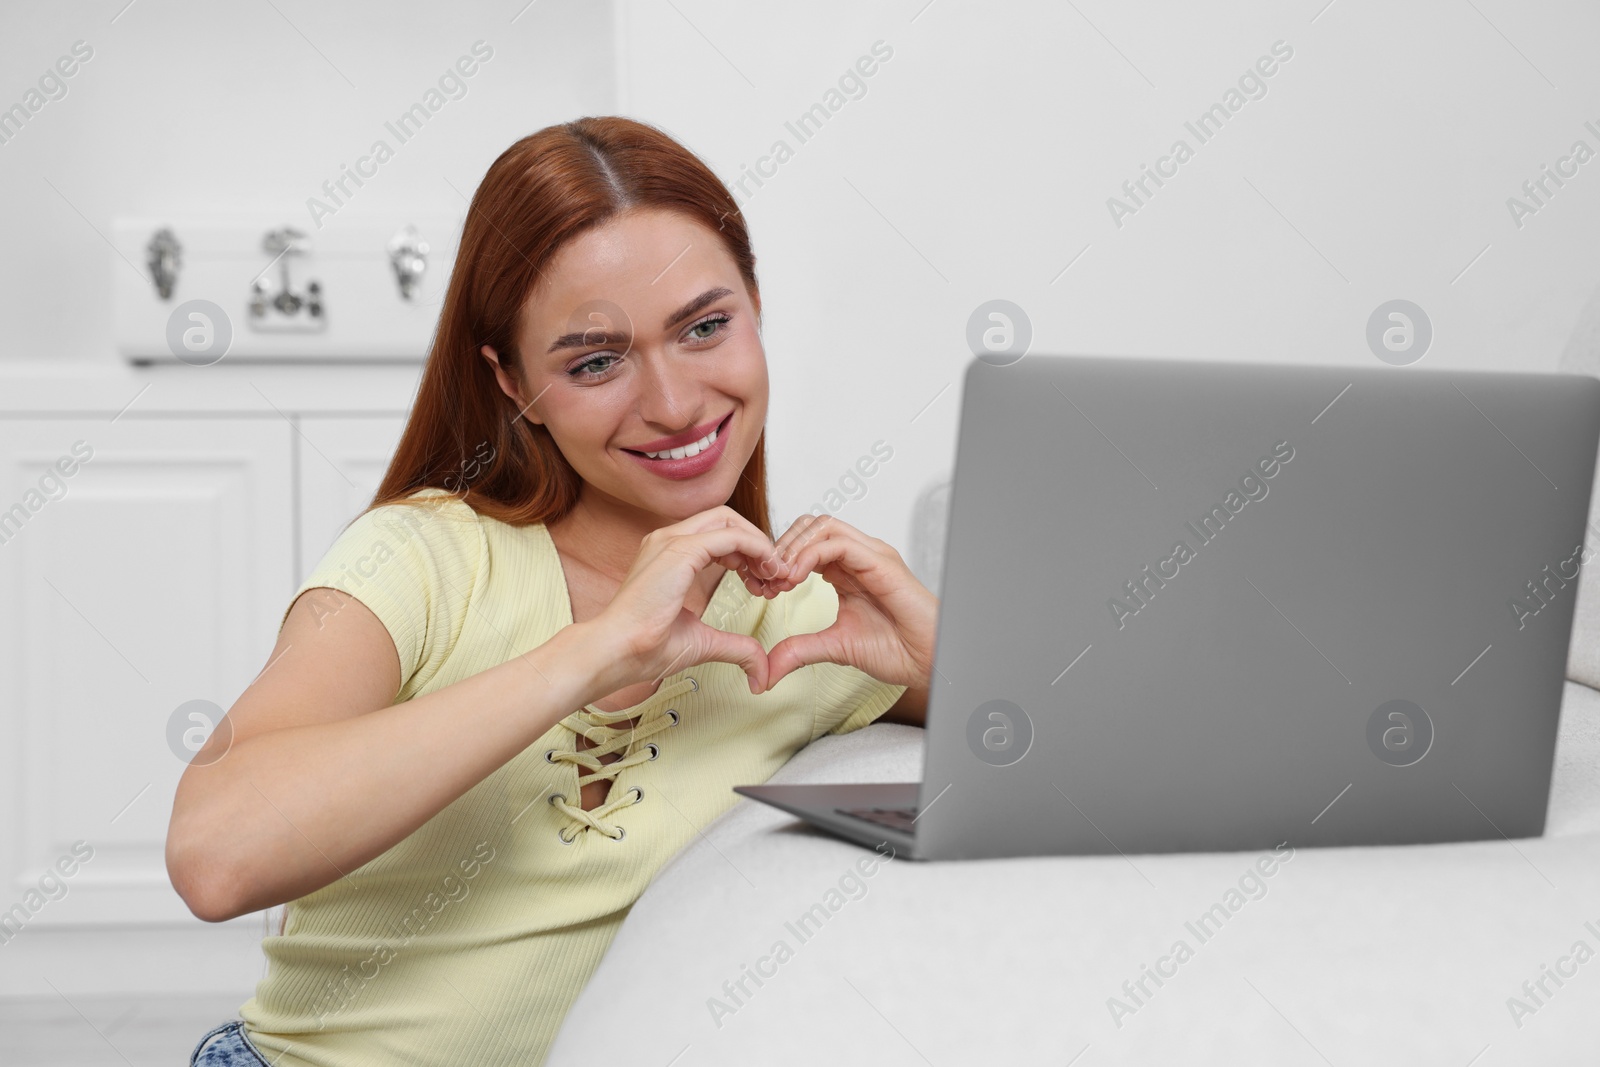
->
[[735, 354, 1600, 860]]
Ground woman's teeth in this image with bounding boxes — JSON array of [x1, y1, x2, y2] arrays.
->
[[642, 423, 719, 460]]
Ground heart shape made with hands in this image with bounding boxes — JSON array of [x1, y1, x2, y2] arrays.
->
[[723, 519, 936, 696]]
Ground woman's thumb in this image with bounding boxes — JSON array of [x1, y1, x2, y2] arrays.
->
[[764, 630, 833, 693], [697, 626, 771, 694]]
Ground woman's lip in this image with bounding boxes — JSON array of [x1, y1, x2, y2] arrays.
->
[[620, 412, 732, 457], [622, 412, 733, 481], [624, 412, 732, 455]]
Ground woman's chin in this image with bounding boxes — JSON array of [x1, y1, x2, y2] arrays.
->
[[607, 474, 723, 518]]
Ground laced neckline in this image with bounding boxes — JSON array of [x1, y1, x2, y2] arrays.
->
[[545, 674, 699, 842], [533, 523, 752, 842]]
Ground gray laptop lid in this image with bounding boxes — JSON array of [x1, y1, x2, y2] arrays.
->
[[915, 355, 1600, 860]]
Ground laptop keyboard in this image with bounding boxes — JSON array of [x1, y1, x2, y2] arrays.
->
[[836, 805, 919, 834]]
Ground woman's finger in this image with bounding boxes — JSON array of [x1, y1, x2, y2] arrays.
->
[[770, 512, 816, 547], [638, 505, 777, 568], [771, 513, 825, 563], [759, 513, 874, 593], [658, 503, 771, 541], [764, 625, 847, 692], [786, 529, 896, 601], [688, 621, 771, 694], [658, 524, 787, 583], [667, 505, 803, 587], [778, 513, 887, 570]]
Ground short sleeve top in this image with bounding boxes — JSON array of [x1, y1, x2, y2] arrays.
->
[[240, 488, 906, 1066]]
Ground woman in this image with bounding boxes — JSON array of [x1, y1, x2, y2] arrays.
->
[[167, 115, 938, 1066]]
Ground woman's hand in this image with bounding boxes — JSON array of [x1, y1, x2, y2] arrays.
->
[[758, 514, 938, 694], [586, 505, 790, 696]]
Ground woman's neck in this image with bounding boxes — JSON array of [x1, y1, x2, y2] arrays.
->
[[547, 491, 684, 583]]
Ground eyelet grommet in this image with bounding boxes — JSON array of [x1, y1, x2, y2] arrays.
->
[[610, 826, 627, 841], [666, 709, 680, 726], [544, 749, 558, 763], [628, 786, 644, 803], [548, 792, 566, 806], [645, 743, 659, 760], [686, 676, 699, 692], [557, 826, 576, 845]]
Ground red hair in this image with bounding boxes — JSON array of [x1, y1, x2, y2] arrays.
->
[[368, 116, 771, 536]]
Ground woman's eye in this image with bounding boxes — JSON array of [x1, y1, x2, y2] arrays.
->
[[569, 353, 619, 379], [685, 313, 730, 343]]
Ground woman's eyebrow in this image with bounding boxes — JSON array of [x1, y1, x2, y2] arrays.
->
[[545, 286, 735, 354], [547, 325, 627, 354], [663, 287, 733, 329]]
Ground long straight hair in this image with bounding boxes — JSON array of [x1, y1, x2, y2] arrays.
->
[[368, 116, 771, 536]]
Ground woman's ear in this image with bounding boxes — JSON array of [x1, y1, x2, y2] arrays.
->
[[481, 344, 542, 425]]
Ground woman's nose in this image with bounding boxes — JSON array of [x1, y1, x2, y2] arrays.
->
[[633, 354, 701, 428]]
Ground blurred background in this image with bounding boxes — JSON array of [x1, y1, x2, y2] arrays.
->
[[1, 0, 1597, 1061]]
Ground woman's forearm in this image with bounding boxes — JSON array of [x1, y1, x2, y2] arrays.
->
[[166, 623, 607, 922]]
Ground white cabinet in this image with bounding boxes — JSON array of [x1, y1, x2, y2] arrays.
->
[[296, 416, 409, 575], [0, 411, 404, 995]]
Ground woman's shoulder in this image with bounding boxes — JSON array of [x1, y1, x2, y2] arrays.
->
[[316, 488, 493, 594], [286, 489, 491, 681], [349, 487, 513, 554], [361, 486, 483, 534]]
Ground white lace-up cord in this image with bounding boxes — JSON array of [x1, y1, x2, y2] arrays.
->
[[547, 675, 697, 841]]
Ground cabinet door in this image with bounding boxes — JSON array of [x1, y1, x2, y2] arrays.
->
[[0, 417, 293, 927], [295, 415, 408, 581]]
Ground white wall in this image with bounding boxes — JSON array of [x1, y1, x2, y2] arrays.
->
[[9, 0, 1599, 558], [615, 0, 1600, 555], [5, 1, 1599, 556]]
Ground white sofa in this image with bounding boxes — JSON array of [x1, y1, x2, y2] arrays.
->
[[551, 682, 1600, 1065]]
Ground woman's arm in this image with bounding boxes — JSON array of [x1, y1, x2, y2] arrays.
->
[[168, 505, 786, 923], [165, 588, 611, 922]]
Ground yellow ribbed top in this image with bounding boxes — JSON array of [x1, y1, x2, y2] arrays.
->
[[238, 489, 905, 1065]]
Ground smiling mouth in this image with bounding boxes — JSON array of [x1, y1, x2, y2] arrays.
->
[[623, 412, 733, 461]]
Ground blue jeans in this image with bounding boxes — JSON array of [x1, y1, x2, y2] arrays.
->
[[189, 1021, 270, 1066]]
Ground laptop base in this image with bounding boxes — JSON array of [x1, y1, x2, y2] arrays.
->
[[734, 782, 920, 858]]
